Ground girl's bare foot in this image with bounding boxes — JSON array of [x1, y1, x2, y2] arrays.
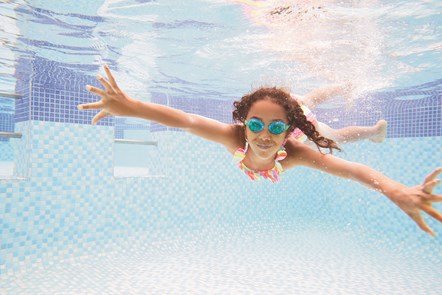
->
[[369, 120, 388, 143]]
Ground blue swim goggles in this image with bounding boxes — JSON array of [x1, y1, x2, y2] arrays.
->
[[245, 117, 289, 135]]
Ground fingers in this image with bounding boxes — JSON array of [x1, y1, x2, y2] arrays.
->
[[96, 74, 113, 91], [406, 167, 442, 237], [433, 194, 442, 202], [421, 204, 442, 223], [425, 193, 442, 203], [92, 110, 110, 125], [103, 64, 118, 88], [423, 167, 442, 185], [423, 179, 441, 194], [77, 101, 110, 125], [84, 65, 118, 97], [85, 85, 105, 96], [408, 212, 435, 237], [77, 101, 104, 110]]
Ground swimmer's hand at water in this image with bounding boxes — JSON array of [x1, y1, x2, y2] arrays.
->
[[78, 64, 137, 125], [387, 167, 442, 237]]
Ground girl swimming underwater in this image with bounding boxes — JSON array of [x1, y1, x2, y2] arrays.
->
[[78, 65, 442, 237]]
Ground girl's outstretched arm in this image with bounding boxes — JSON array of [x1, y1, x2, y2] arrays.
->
[[285, 144, 442, 237], [78, 65, 238, 148]]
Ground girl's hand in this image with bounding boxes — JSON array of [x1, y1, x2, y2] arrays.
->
[[78, 65, 136, 125], [390, 168, 442, 237]]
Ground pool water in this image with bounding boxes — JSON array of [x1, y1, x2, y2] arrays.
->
[[1, 1, 441, 294], [3, 223, 441, 294]]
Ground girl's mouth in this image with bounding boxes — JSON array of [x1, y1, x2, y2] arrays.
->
[[256, 143, 273, 150]]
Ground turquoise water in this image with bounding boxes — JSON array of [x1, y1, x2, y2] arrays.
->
[[1, 1, 441, 294], [1, 130, 441, 294]]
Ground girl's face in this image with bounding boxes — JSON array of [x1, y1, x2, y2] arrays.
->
[[245, 99, 289, 161]]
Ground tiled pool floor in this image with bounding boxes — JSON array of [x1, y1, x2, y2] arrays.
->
[[1, 225, 441, 295]]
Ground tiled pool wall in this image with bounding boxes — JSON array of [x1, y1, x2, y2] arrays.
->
[[1, 58, 441, 274]]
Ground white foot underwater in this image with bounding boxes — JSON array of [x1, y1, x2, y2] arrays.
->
[[369, 119, 388, 143]]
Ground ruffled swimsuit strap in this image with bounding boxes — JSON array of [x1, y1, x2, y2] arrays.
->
[[233, 142, 287, 183], [233, 142, 248, 163]]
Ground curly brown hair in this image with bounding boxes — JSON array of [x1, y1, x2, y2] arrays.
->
[[232, 87, 341, 153]]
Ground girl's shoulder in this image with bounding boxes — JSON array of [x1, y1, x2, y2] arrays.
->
[[281, 138, 315, 170], [225, 124, 246, 155]]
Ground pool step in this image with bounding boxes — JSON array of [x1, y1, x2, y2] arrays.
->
[[114, 139, 158, 146], [0, 92, 23, 99], [0, 132, 22, 139]]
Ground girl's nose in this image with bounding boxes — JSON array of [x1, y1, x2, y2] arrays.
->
[[258, 129, 272, 140]]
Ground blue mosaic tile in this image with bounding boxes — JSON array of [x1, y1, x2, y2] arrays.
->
[[2, 58, 440, 288], [316, 86, 441, 138], [12, 57, 114, 126], [8, 56, 441, 139]]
